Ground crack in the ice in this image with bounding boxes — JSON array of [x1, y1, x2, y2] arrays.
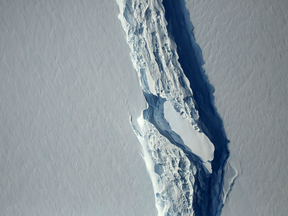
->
[[116, 0, 232, 215]]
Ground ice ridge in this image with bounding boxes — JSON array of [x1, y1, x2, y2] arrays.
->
[[162, 0, 231, 215], [116, 0, 229, 215]]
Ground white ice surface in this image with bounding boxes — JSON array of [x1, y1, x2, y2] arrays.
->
[[134, 114, 196, 216], [186, 0, 288, 215], [116, 1, 216, 215], [0, 0, 156, 215], [164, 100, 214, 164]]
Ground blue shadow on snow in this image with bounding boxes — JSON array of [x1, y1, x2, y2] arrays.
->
[[162, 0, 230, 215]]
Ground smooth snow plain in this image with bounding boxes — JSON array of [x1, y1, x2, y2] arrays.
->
[[0, 0, 156, 215], [2, 0, 287, 215], [186, 0, 288, 215]]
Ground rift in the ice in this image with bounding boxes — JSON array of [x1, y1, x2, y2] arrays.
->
[[116, 0, 230, 215], [162, 0, 229, 215]]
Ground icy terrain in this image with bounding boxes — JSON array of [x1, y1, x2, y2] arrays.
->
[[116, 0, 231, 215], [186, 0, 288, 215], [0, 0, 156, 215]]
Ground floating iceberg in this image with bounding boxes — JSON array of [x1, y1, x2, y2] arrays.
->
[[116, 0, 231, 215]]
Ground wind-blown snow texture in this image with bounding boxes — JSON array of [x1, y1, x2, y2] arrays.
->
[[116, 0, 230, 215], [0, 1, 156, 215], [186, 0, 288, 215]]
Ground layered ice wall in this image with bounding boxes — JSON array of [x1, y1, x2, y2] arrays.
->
[[116, 0, 229, 215]]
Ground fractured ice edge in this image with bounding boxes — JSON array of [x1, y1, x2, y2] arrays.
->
[[116, 0, 232, 215]]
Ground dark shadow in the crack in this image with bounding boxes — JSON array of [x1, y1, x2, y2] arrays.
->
[[162, 0, 230, 215], [142, 92, 211, 215]]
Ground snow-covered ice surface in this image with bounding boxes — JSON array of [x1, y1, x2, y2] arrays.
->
[[3, 0, 286, 215], [186, 0, 288, 215], [116, 0, 232, 215], [0, 0, 157, 215]]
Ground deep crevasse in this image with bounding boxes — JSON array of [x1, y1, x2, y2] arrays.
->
[[116, 0, 218, 215]]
